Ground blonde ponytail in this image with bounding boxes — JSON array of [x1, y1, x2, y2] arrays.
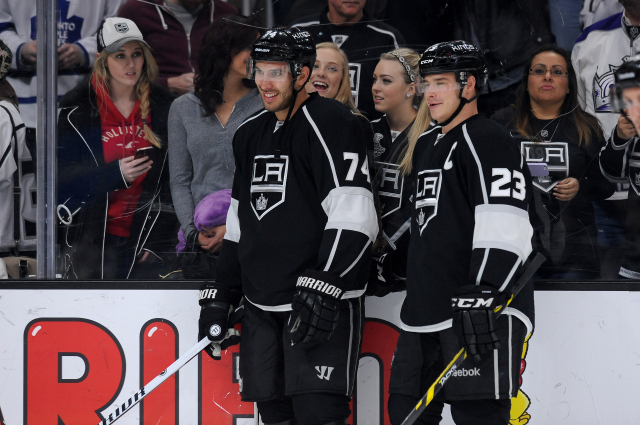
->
[[399, 97, 432, 175]]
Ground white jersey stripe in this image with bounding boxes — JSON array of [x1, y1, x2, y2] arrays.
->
[[322, 186, 379, 241], [387, 217, 411, 247], [473, 204, 533, 261], [462, 124, 488, 203], [499, 261, 521, 293], [475, 248, 490, 285], [324, 229, 342, 271], [236, 109, 269, 132], [224, 198, 241, 243], [401, 318, 452, 333], [303, 105, 340, 188], [366, 24, 400, 48], [340, 241, 371, 278]]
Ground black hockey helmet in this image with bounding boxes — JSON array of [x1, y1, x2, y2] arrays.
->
[[611, 57, 640, 113], [419, 40, 488, 93], [247, 26, 316, 82]]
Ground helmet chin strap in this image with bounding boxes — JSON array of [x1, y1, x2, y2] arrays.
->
[[433, 83, 480, 128], [275, 69, 309, 158]]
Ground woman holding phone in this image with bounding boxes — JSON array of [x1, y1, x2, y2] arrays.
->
[[57, 17, 175, 279]]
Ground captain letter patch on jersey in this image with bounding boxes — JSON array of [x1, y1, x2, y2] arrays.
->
[[251, 155, 289, 219]]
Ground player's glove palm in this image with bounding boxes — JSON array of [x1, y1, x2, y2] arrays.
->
[[452, 285, 508, 361], [288, 270, 344, 348]]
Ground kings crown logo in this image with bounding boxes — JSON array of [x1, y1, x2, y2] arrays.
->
[[593, 62, 628, 112], [417, 209, 425, 226], [256, 193, 268, 211], [115, 22, 129, 33], [373, 133, 385, 157]]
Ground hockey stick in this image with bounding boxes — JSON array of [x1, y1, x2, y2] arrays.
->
[[401, 252, 546, 425], [97, 336, 210, 425]]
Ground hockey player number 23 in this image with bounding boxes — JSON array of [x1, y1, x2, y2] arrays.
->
[[490, 168, 526, 200], [344, 152, 370, 183]]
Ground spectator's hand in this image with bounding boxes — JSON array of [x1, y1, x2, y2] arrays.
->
[[167, 72, 195, 95], [198, 225, 226, 253], [21, 40, 37, 65], [57, 43, 83, 69], [138, 251, 153, 263], [120, 155, 152, 183], [553, 177, 579, 201], [616, 115, 637, 140]]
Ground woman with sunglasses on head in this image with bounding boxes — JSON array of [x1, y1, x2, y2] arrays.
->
[[57, 18, 176, 279], [492, 45, 615, 279], [168, 15, 263, 255], [366, 48, 422, 295]]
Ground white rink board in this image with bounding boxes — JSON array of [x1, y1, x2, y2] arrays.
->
[[0, 286, 639, 424]]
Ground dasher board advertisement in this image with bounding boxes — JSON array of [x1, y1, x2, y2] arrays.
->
[[0, 283, 638, 424]]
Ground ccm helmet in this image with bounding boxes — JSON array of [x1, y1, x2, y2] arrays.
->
[[611, 57, 640, 113], [419, 40, 488, 126], [247, 26, 316, 83], [420, 40, 488, 93]]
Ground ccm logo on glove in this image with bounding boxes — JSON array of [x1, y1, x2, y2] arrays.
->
[[452, 296, 495, 309], [296, 276, 343, 299]]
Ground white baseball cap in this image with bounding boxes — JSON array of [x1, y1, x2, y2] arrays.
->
[[97, 17, 148, 54]]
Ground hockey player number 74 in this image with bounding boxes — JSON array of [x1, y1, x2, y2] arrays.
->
[[344, 152, 370, 182]]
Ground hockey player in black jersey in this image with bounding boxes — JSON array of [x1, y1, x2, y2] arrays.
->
[[369, 48, 423, 295], [197, 27, 377, 425], [603, 58, 640, 278], [387, 41, 535, 425]]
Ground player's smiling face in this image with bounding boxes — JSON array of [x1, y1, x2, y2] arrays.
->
[[622, 86, 640, 130], [306, 48, 342, 99], [254, 61, 295, 114], [372, 59, 411, 114], [423, 73, 462, 123]]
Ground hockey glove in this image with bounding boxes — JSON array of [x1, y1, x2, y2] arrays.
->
[[289, 269, 344, 348], [451, 285, 509, 361], [205, 301, 245, 360], [366, 250, 405, 297], [198, 282, 231, 359]]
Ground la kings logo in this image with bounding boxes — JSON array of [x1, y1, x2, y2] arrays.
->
[[251, 155, 289, 219], [373, 133, 385, 157], [375, 161, 404, 217], [521, 141, 568, 192], [415, 169, 442, 234]]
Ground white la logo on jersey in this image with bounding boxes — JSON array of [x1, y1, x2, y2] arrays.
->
[[331, 34, 349, 48], [521, 141, 568, 192], [250, 155, 289, 219], [415, 169, 442, 235], [375, 161, 404, 217]]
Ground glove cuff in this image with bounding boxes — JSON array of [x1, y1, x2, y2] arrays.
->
[[199, 282, 230, 306], [296, 269, 345, 301]]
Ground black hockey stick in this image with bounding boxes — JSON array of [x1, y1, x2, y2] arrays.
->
[[401, 252, 546, 425]]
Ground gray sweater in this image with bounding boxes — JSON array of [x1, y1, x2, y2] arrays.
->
[[168, 88, 263, 236]]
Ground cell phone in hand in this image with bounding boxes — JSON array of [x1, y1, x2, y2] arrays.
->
[[134, 147, 153, 161], [527, 162, 549, 177]]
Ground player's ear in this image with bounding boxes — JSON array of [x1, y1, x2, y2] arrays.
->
[[296, 65, 311, 88], [463, 75, 477, 99]]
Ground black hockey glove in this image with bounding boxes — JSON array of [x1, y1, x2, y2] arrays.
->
[[204, 301, 245, 360], [451, 285, 509, 361], [198, 282, 231, 359], [366, 251, 405, 297], [289, 269, 344, 348]]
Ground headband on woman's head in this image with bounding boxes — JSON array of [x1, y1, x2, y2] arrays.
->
[[390, 50, 415, 82]]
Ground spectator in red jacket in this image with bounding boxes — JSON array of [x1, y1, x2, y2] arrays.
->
[[118, 0, 237, 95]]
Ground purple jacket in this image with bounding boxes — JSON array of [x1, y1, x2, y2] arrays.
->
[[119, 0, 237, 88]]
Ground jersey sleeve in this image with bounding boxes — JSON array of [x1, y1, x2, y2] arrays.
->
[[461, 123, 533, 293], [599, 131, 635, 184], [215, 131, 243, 293], [303, 105, 378, 294]]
